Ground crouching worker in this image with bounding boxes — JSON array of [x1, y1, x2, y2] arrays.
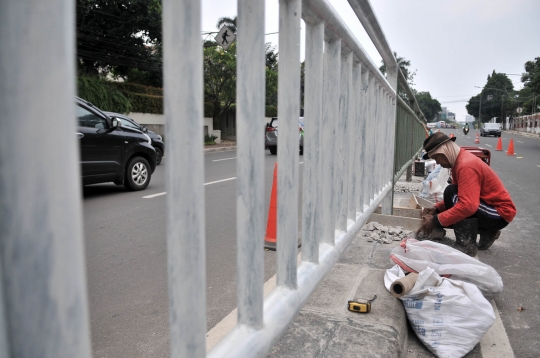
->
[[417, 132, 516, 256]]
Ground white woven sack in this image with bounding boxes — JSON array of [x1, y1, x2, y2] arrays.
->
[[390, 238, 503, 299], [385, 265, 495, 358]]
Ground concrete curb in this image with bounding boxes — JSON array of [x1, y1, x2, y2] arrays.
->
[[204, 145, 237, 153], [504, 130, 540, 140]]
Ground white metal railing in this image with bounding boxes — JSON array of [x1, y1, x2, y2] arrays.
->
[[0, 0, 424, 357]]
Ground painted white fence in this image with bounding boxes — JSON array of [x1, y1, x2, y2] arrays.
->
[[0, 0, 424, 357]]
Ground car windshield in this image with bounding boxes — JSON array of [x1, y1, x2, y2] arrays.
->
[[484, 123, 499, 129]]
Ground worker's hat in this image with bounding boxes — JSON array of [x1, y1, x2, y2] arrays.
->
[[422, 132, 457, 160]]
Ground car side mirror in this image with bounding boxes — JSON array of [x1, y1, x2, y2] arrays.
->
[[143, 126, 148, 133], [111, 117, 119, 128]]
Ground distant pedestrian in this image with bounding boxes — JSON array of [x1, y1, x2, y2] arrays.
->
[[417, 132, 516, 256]]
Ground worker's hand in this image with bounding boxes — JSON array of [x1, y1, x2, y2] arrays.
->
[[417, 214, 437, 237], [420, 207, 438, 218]]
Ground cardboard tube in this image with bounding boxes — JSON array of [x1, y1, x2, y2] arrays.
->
[[390, 273, 418, 298]]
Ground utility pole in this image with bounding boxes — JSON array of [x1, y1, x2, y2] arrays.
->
[[478, 95, 482, 128]]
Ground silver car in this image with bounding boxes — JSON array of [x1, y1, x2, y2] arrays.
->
[[480, 123, 501, 137], [265, 117, 304, 155]]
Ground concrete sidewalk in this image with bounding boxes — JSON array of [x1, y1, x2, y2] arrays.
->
[[268, 175, 421, 357], [268, 174, 501, 358]]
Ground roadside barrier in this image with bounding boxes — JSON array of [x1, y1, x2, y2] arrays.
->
[[507, 138, 515, 156], [264, 163, 278, 250], [0, 0, 426, 356], [496, 137, 503, 151]]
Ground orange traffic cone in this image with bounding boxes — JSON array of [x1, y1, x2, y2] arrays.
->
[[264, 163, 278, 250], [506, 138, 515, 156], [496, 137, 503, 151], [475, 133, 480, 144]]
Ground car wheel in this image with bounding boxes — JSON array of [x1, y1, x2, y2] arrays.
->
[[155, 147, 163, 165], [269, 146, 277, 155], [124, 156, 151, 191]]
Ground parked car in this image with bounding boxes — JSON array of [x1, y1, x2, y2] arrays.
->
[[76, 97, 156, 190], [105, 112, 165, 165], [480, 123, 501, 137], [265, 117, 304, 155]]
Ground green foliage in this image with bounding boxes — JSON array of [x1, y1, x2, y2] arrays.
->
[[265, 106, 278, 117], [77, 76, 132, 112], [522, 57, 540, 94], [123, 92, 163, 114], [216, 16, 237, 33], [204, 134, 218, 144], [379, 51, 416, 87], [204, 44, 237, 129], [415, 91, 442, 121], [466, 71, 514, 122], [76, 0, 162, 79], [77, 75, 165, 114]]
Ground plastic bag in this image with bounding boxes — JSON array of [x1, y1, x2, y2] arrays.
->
[[385, 265, 495, 358], [390, 238, 503, 300], [419, 165, 449, 202]]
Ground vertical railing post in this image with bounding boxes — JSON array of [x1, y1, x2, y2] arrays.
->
[[163, 0, 207, 356], [302, 21, 325, 263], [381, 68, 398, 214], [236, 0, 265, 328], [356, 67, 368, 213], [0, 0, 92, 356], [336, 52, 353, 231], [349, 62, 362, 219], [364, 73, 375, 207], [321, 39, 341, 244], [277, 0, 301, 288]]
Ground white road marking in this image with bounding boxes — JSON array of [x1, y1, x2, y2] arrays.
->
[[142, 192, 166, 199], [485, 144, 492, 147], [204, 177, 236, 186], [143, 177, 237, 198], [212, 157, 237, 162], [517, 141, 524, 143], [480, 300, 515, 357]]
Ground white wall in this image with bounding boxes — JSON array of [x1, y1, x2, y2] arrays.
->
[[127, 113, 221, 143]]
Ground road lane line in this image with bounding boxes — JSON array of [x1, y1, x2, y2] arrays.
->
[[212, 157, 237, 162], [142, 192, 167, 199], [485, 144, 492, 147], [517, 141, 524, 143], [143, 177, 237, 198], [204, 177, 236, 186]]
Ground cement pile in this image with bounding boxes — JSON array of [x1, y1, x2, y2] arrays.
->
[[360, 222, 414, 244]]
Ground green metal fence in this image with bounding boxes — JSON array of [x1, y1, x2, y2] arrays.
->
[[393, 96, 427, 183]]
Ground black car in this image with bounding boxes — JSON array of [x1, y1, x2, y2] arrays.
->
[[76, 97, 156, 190], [105, 112, 165, 165]]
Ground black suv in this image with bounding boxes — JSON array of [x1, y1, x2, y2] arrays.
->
[[105, 112, 165, 165], [76, 97, 156, 190]]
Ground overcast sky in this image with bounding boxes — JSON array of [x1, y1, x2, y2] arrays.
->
[[201, 0, 540, 121]]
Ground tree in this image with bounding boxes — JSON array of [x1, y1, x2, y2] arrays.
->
[[204, 45, 237, 130], [379, 51, 416, 87], [216, 16, 237, 33], [415, 91, 442, 121], [466, 71, 513, 122], [76, 0, 162, 79], [520, 57, 540, 114]]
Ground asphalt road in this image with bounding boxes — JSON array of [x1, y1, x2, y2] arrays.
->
[[83, 150, 284, 357], [438, 128, 540, 357]]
